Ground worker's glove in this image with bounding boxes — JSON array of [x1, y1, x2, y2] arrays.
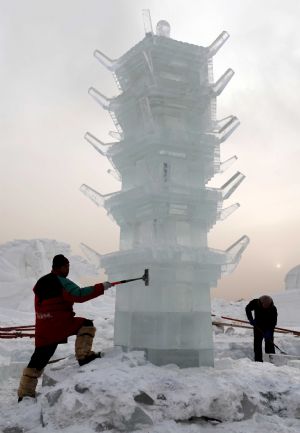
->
[[263, 330, 273, 340], [102, 281, 112, 291], [249, 319, 256, 326]]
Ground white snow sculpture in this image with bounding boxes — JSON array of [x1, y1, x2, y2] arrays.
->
[[284, 265, 300, 291], [0, 239, 98, 310], [81, 11, 249, 367]]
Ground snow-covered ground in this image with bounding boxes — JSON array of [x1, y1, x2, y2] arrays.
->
[[1, 290, 300, 433], [1, 241, 300, 432]]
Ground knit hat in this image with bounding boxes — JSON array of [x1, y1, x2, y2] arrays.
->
[[259, 295, 273, 308], [52, 254, 69, 269]]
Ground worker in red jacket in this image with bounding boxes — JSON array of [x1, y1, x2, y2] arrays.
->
[[18, 254, 112, 401]]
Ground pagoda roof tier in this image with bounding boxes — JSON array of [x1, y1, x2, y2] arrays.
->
[[113, 68, 212, 100], [110, 65, 233, 102], [109, 150, 219, 188], [104, 115, 237, 151], [85, 139, 220, 187], [88, 129, 223, 181], [110, 92, 212, 128], [95, 35, 232, 96], [95, 31, 229, 79], [89, 86, 215, 137], [100, 245, 226, 287], [100, 234, 249, 283], [94, 31, 230, 95], [107, 128, 219, 157], [112, 84, 212, 108], [103, 186, 222, 227], [101, 244, 226, 270], [80, 172, 243, 219], [111, 96, 212, 139], [116, 55, 209, 96], [106, 86, 213, 117], [115, 34, 207, 74], [111, 155, 219, 186], [103, 130, 221, 183], [108, 130, 217, 158]]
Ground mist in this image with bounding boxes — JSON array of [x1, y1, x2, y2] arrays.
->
[[1, 0, 300, 299]]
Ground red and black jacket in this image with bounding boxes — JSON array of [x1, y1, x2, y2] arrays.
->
[[33, 272, 104, 347]]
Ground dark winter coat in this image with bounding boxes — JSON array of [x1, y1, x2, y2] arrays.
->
[[33, 272, 104, 347], [245, 298, 277, 331]]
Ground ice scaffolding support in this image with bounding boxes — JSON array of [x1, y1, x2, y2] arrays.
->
[[81, 14, 249, 367]]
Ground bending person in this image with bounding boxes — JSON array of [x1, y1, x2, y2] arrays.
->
[[245, 295, 277, 362], [18, 254, 112, 401]]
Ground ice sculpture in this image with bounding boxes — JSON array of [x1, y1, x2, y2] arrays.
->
[[81, 11, 249, 367], [284, 265, 300, 291], [0, 239, 98, 310]]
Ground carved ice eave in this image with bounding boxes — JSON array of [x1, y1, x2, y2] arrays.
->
[[84, 132, 116, 156], [222, 235, 250, 275], [80, 242, 102, 269], [219, 156, 238, 173], [221, 172, 245, 200], [207, 31, 230, 57], [211, 69, 234, 96], [88, 87, 111, 110], [80, 184, 118, 207], [94, 49, 118, 71], [219, 203, 240, 221], [219, 117, 240, 143]]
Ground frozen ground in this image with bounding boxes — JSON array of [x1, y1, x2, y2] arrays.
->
[[1, 289, 300, 433]]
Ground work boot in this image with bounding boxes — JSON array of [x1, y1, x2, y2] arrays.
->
[[75, 326, 100, 366], [78, 351, 101, 366], [17, 367, 43, 402]]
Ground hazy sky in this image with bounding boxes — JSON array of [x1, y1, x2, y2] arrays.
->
[[1, 0, 300, 300]]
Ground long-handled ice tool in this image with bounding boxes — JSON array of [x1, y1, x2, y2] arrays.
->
[[48, 270, 149, 365], [111, 269, 149, 287]]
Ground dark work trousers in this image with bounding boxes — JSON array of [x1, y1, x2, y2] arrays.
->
[[27, 319, 94, 371], [27, 344, 58, 371], [254, 328, 275, 362]]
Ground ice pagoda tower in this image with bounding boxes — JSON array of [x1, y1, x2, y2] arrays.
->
[[81, 12, 249, 368]]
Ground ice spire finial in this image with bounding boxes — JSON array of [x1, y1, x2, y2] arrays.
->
[[142, 9, 153, 35], [156, 20, 171, 38]]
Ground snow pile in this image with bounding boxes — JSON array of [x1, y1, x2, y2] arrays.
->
[[272, 290, 300, 328], [212, 298, 247, 319], [0, 239, 99, 311], [1, 291, 300, 432], [1, 350, 300, 432]]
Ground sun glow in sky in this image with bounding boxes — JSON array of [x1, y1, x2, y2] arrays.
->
[[1, 0, 300, 299]]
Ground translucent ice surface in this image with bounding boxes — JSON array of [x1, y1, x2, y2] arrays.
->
[[82, 16, 249, 367]]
